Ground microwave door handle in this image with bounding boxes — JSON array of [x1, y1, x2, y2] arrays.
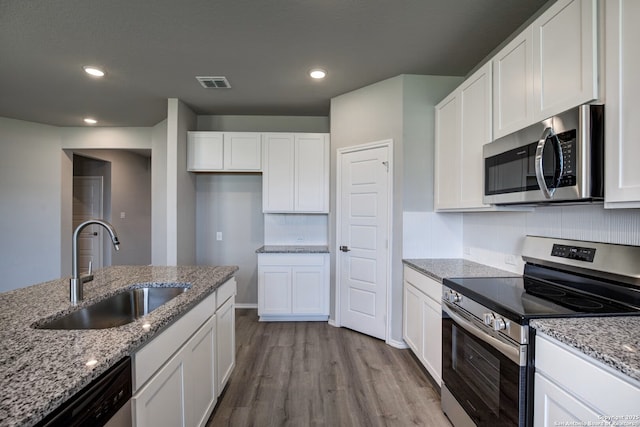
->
[[535, 127, 563, 199]]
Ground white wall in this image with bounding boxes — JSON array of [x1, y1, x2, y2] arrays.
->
[[197, 115, 329, 133], [462, 205, 640, 273], [330, 74, 462, 344], [0, 118, 63, 291], [196, 174, 264, 305], [166, 99, 197, 265], [151, 119, 168, 265], [0, 115, 167, 293]]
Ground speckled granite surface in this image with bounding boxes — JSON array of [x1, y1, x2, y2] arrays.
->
[[402, 258, 518, 282], [0, 265, 238, 427], [256, 245, 329, 254], [531, 317, 640, 384]]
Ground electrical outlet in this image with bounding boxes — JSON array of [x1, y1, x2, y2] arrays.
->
[[216, 232, 222, 241], [296, 236, 304, 242], [463, 247, 471, 255], [120, 212, 126, 219]]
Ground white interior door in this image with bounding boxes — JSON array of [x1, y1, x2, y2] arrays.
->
[[338, 144, 390, 340], [73, 176, 104, 273]]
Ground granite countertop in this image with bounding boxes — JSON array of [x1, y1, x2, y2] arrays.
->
[[531, 317, 640, 384], [256, 245, 329, 254], [402, 258, 518, 282], [0, 265, 238, 427]]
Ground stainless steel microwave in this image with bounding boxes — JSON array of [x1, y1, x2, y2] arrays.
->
[[483, 104, 604, 205]]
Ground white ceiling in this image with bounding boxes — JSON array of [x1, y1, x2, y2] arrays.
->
[[0, 0, 549, 127]]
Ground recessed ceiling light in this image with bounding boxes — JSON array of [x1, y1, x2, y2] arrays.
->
[[84, 118, 97, 125], [309, 68, 327, 79], [83, 66, 105, 77]]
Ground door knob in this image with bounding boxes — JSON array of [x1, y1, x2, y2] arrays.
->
[[92, 232, 98, 236], [339, 245, 351, 252]]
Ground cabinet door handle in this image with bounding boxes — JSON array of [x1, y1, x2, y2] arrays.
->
[[339, 245, 351, 252]]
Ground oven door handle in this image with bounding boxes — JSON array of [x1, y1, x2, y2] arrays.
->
[[535, 127, 563, 199], [442, 301, 523, 366]]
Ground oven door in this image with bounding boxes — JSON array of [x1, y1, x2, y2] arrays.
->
[[441, 302, 527, 427]]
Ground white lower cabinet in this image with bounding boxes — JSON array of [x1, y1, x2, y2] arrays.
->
[[533, 333, 640, 427], [184, 316, 217, 427], [216, 280, 236, 395], [132, 278, 237, 427], [403, 284, 423, 355], [258, 253, 329, 321], [133, 346, 188, 427], [402, 266, 442, 385], [134, 315, 216, 427]]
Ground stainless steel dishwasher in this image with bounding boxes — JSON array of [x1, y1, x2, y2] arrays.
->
[[36, 357, 132, 427]]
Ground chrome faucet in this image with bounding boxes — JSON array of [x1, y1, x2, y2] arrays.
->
[[70, 219, 120, 304]]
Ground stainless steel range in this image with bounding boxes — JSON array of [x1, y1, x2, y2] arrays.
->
[[441, 236, 640, 427]]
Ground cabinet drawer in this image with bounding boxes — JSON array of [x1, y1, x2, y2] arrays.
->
[[258, 253, 327, 267], [535, 334, 640, 415], [216, 278, 236, 310], [403, 266, 442, 303], [133, 290, 216, 391]]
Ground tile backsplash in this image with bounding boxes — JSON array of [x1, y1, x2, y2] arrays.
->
[[403, 205, 639, 274], [264, 214, 329, 245], [403, 211, 463, 258], [463, 204, 640, 272]]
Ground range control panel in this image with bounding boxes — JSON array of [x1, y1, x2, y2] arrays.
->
[[551, 244, 596, 262]]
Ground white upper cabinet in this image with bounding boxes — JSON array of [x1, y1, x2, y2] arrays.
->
[[187, 132, 224, 171], [493, 0, 598, 139], [223, 132, 262, 170], [262, 133, 329, 213], [604, 0, 640, 208], [262, 133, 295, 211], [187, 131, 262, 172], [295, 134, 330, 212], [493, 28, 534, 139], [532, 0, 598, 122], [435, 62, 493, 211]]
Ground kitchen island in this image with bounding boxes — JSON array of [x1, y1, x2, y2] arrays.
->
[[0, 265, 237, 427]]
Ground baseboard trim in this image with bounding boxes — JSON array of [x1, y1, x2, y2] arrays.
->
[[328, 319, 339, 327], [387, 338, 409, 349], [235, 303, 258, 309], [259, 315, 329, 322]]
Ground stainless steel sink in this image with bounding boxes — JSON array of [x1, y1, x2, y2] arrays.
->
[[37, 286, 189, 330]]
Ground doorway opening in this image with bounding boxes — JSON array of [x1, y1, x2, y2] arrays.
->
[[72, 150, 152, 270]]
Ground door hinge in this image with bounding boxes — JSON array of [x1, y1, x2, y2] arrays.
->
[[382, 161, 389, 172]]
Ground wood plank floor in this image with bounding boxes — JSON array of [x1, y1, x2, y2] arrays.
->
[[206, 309, 452, 427]]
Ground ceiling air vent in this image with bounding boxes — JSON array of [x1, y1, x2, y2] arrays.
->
[[196, 76, 231, 89]]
